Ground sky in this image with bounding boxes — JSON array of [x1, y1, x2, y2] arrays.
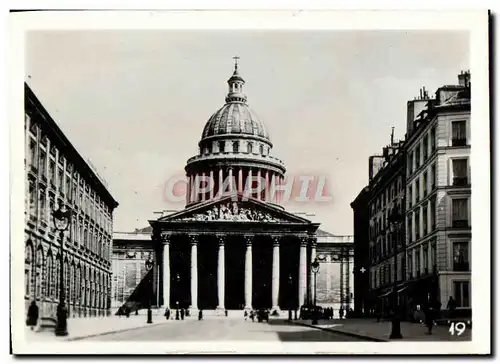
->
[[25, 30, 469, 234]]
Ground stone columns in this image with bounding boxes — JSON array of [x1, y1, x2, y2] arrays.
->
[[209, 170, 214, 200], [271, 236, 280, 313], [161, 233, 170, 308], [298, 236, 308, 308], [218, 168, 223, 198], [309, 238, 317, 304], [257, 169, 262, 200], [265, 171, 270, 201], [244, 235, 253, 310], [189, 235, 198, 310], [216, 235, 225, 311], [238, 168, 243, 193]]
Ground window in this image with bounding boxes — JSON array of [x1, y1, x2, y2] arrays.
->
[[259, 145, 264, 155], [408, 184, 413, 207], [431, 164, 436, 189], [29, 180, 36, 219], [247, 142, 253, 154], [415, 209, 420, 240], [407, 251, 413, 278], [415, 145, 421, 168], [431, 242, 437, 273], [430, 196, 436, 230], [218, 141, 225, 153], [49, 197, 55, 230], [452, 120, 467, 146], [25, 244, 33, 297], [416, 179, 420, 203], [422, 205, 428, 235], [39, 150, 47, 178], [423, 171, 428, 197], [39, 189, 46, 222], [453, 242, 469, 271], [29, 139, 37, 167], [407, 215, 413, 243], [408, 152, 414, 175], [232, 141, 239, 153], [423, 246, 429, 273], [452, 198, 468, 227], [430, 126, 436, 151], [58, 168, 64, 192], [65, 175, 71, 196], [452, 158, 468, 186], [46, 254, 53, 298], [423, 135, 428, 160], [415, 247, 421, 276], [453, 281, 470, 307], [49, 160, 55, 185]]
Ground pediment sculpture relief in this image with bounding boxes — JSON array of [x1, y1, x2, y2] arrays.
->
[[178, 201, 282, 222]]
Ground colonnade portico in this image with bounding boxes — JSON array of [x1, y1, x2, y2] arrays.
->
[[156, 231, 317, 312]]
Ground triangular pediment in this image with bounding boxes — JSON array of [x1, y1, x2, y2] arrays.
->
[[157, 194, 311, 224]]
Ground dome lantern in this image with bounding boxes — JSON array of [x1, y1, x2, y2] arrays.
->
[[225, 56, 247, 104]]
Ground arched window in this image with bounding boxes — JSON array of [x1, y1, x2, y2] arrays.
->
[[75, 265, 81, 306], [25, 243, 34, 298], [54, 255, 60, 299], [247, 142, 253, 154], [35, 248, 43, 299], [259, 145, 264, 155], [70, 263, 75, 304], [218, 141, 225, 153], [45, 253, 53, 298], [233, 141, 239, 153]]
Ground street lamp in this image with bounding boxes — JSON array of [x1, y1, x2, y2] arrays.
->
[[145, 256, 154, 324], [388, 205, 403, 339], [53, 204, 72, 336], [175, 274, 180, 320], [288, 274, 293, 320], [311, 258, 320, 325]]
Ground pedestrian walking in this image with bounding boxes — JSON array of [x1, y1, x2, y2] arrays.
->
[[198, 309, 203, 321], [26, 301, 39, 331], [180, 308, 185, 320], [447, 296, 457, 319], [164, 308, 170, 320], [339, 306, 345, 320], [225, 309, 228, 317], [244, 310, 248, 321], [424, 303, 435, 335]]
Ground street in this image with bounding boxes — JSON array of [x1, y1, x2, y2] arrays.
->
[[81, 318, 362, 342]]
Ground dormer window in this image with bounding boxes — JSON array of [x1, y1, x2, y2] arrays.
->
[[233, 141, 239, 153], [219, 141, 225, 153], [259, 145, 264, 155], [247, 142, 253, 154]]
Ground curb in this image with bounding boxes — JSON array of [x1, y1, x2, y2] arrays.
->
[[293, 322, 388, 342], [66, 321, 169, 341]]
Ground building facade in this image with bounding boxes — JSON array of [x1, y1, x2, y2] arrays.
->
[[24, 83, 119, 319], [404, 71, 471, 313], [366, 136, 406, 317], [350, 186, 371, 316], [111, 61, 354, 314], [351, 70, 471, 319]]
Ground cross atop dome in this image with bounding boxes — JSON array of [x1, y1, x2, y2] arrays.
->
[[233, 56, 240, 71], [226, 56, 246, 103]]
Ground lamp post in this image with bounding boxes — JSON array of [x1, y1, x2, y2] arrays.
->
[[53, 204, 72, 337], [145, 256, 154, 324], [288, 274, 293, 321], [388, 205, 403, 339], [311, 258, 320, 325], [175, 274, 180, 320]]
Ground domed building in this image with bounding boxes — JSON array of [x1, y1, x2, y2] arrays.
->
[[147, 60, 321, 313], [112, 61, 354, 317], [184, 61, 286, 207]]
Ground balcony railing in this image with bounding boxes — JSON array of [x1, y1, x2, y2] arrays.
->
[[453, 262, 470, 272], [452, 138, 467, 147], [453, 177, 468, 186], [452, 219, 469, 228]]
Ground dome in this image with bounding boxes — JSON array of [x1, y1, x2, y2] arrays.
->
[[202, 103, 270, 140]]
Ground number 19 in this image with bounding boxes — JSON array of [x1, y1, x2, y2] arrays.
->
[[449, 322, 466, 336]]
